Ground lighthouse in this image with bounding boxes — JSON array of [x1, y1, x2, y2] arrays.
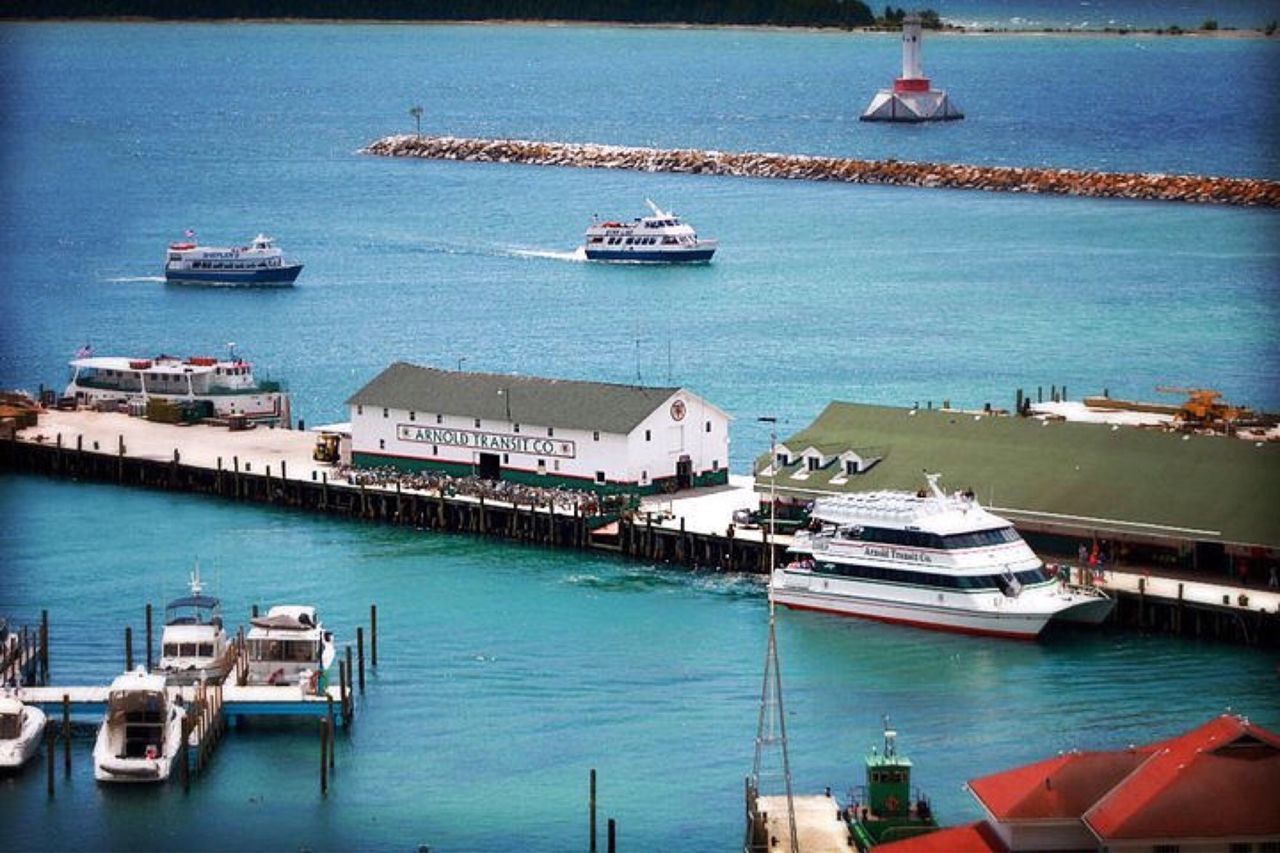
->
[[861, 15, 963, 122]]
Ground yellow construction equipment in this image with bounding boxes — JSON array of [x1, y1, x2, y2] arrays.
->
[[313, 432, 341, 464], [1155, 386, 1254, 429]]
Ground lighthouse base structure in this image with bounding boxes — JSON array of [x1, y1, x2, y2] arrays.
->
[[860, 88, 963, 122]]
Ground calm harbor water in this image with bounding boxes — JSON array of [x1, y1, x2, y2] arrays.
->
[[0, 20, 1278, 851]]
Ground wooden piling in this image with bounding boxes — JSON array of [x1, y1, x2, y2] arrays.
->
[[125, 626, 133, 671], [370, 604, 378, 667], [339, 658, 350, 725], [327, 695, 336, 770], [145, 603, 153, 671], [1138, 577, 1147, 628], [320, 718, 329, 795], [345, 646, 354, 722], [590, 768, 598, 852], [46, 725, 55, 798], [62, 694, 71, 776], [357, 627, 366, 693], [180, 714, 191, 793], [607, 818, 616, 853]]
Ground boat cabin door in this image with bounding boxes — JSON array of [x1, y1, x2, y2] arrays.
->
[[676, 455, 693, 491], [478, 452, 501, 481]]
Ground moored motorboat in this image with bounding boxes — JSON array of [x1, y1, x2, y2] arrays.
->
[[0, 694, 47, 769], [245, 606, 335, 690], [154, 566, 234, 685], [92, 668, 185, 783], [583, 199, 717, 263], [773, 474, 1114, 639], [164, 233, 303, 285]]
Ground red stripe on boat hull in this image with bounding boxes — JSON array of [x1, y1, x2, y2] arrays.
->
[[779, 600, 1041, 640]]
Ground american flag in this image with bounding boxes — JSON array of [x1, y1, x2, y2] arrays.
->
[[75, 344, 93, 359]]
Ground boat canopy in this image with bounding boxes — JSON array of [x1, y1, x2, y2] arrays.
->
[[107, 690, 167, 722]]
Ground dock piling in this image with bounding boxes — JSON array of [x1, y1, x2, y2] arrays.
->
[[320, 717, 330, 795], [46, 725, 55, 798], [145, 603, 153, 671], [41, 609, 49, 682], [607, 818, 617, 853], [125, 626, 133, 671], [357, 627, 365, 693], [590, 768, 598, 852], [327, 695, 336, 770], [62, 694, 71, 775], [370, 604, 378, 667], [345, 645, 354, 722]]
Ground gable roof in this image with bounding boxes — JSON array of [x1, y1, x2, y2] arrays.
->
[[969, 750, 1152, 822], [757, 402, 1280, 548], [874, 821, 1007, 852], [1084, 714, 1280, 841], [347, 362, 689, 435]]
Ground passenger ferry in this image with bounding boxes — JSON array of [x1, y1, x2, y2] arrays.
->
[[164, 233, 302, 285], [584, 200, 717, 263], [772, 475, 1114, 639], [64, 349, 290, 426], [244, 606, 335, 690]]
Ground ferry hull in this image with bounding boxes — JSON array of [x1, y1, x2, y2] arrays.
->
[[772, 586, 1050, 639], [585, 248, 715, 263], [164, 264, 303, 286]]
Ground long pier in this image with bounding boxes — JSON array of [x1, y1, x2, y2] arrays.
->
[[362, 134, 1280, 207], [4, 410, 1278, 646]]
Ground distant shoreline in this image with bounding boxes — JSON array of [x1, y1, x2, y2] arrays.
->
[[2, 16, 1276, 39]]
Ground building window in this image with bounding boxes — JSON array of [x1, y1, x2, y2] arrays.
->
[[807, 456, 820, 471], [513, 423, 520, 433], [846, 460, 858, 475], [537, 459, 546, 475], [383, 408, 388, 418], [595, 471, 605, 484], [436, 414, 443, 424], [712, 460, 719, 471], [553, 460, 560, 472], [645, 430, 651, 442], [705, 421, 711, 433], [593, 431, 599, 441], [379, 439, 385, 450], [547, 427, 554, 437], [474, 418, 481, 428], [409, 411, 416, 421], [775, 452, 789, 467], [357, 405, 363, 415]]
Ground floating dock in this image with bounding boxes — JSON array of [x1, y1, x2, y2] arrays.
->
[[361, 135, 1280, 207]]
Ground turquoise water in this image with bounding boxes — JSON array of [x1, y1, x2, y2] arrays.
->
[[0, 21, 1278, 850]]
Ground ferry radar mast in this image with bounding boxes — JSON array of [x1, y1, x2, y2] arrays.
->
[[747, 416, 798, 853]]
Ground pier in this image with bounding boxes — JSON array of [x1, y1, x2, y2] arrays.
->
[[362, 135, 1280, 207], [4, 409, 1279, 647]]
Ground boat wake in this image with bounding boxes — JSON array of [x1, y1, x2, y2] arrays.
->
[[504, 246, 588, 263], [103, 275, 166, 283]]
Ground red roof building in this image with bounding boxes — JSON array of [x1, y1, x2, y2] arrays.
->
[[879, 714, 1280, 852]]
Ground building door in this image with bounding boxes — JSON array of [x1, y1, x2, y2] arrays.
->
[[478, 453, 501, 481], [676, 455, 693, 491]]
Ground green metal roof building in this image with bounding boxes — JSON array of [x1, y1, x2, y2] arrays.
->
[[756, 402, 1280, 564]]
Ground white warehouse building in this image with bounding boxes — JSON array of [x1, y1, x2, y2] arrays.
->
[[347, 362, 731, 494]]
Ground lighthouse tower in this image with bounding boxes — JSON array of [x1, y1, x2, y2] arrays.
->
[[861, 15, 963, 122]]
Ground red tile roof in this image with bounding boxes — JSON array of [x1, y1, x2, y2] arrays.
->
[[1084, 714, 1280, 840], [969, 750, 1151, 821], [874, 821, 1007, 853]]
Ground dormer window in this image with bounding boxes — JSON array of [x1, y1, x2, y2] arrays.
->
[[775, 452, 790, 467], [806, 456, 821, 471]]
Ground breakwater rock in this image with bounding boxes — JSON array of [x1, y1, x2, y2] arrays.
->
[[362, 135, 1280, 207]]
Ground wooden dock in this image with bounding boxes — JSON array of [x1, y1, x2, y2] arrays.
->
[[748, 794, 851, 853], [15, 682, 351, 726]]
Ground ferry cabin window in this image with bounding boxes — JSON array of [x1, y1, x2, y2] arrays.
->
[[593, 431, 600, 441], [436, 414, 443, 424], [513, 424, 520, 433], [474, 418, 481, 428], [645, 430, 651, 442], [383, 408, 389, 418], [409, 411, 416, 421], [548, 427, 554, 437], [198, 643, 213, 657], [596, 471, 606, 484], [537, 459, 546, 475], [854, 526, 1020, 550], [705, 421, 712, 433], [817, 562, 1049, 590], [357, 405, 363, 415], [164, 643, 179, 656]]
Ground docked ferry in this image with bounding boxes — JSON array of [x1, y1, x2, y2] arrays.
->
[[65, 350, 291, 426], [772, 475, 1114, 639], [164, 233, 302, 285], [583, 200, 717, 263]]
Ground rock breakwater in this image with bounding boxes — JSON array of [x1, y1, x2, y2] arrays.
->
[[362, 135, 1280, 207]]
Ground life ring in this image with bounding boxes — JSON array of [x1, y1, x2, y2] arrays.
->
[[885, 794, 901, 813]]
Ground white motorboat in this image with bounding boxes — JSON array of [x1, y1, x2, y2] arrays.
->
[[773, 474, 1115, 639], [93, 668, 186, 783], [155, 567, 234, 685], [245, 606, 335, 690], [583, 199, 717, 263], [0, 694, 47, 769], [164, 233, 303, 285]]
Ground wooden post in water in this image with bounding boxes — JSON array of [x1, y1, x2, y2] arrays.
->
[[357, 627, 365, 693], [1177, 583, 1185, 633], [145, 603, 153, 671], [180, 714, 191, 793], [41, 609, 49, 682], [320, 718, 329, 796], [590, 768, 598, 852], [62, 694, 71, 776], [252, 604, 259, 618], [46, 725, 55, 798], [345, 646, 354, 723], [1138, 576, 1147, 628], [327, 695, 336, 770], [370, 604, 378, 667], [125, 626, 133, 671], [339, 659, 349, 725], [607, 818, 616, 853]]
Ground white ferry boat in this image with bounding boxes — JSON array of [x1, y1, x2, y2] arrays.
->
[[164, 233, 302, 285], [155, 567, 233, 686], [92, 668, 186, 783], [64, 349, 290, 426], [584, 200, 717, 263], [772, 475, 1114, 639], [245, 606, 335, 690]]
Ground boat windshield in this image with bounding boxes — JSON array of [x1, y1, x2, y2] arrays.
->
[[248, 638, 318, 663], [108, 690, 166, 722], [0, 713, 21, 738]]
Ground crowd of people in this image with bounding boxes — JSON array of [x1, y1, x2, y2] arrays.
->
[[335, 464, 634, 516]]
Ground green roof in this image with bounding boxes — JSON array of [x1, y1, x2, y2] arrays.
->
[[757, 402, 1280, 549], [347, 362, 682, 435]]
